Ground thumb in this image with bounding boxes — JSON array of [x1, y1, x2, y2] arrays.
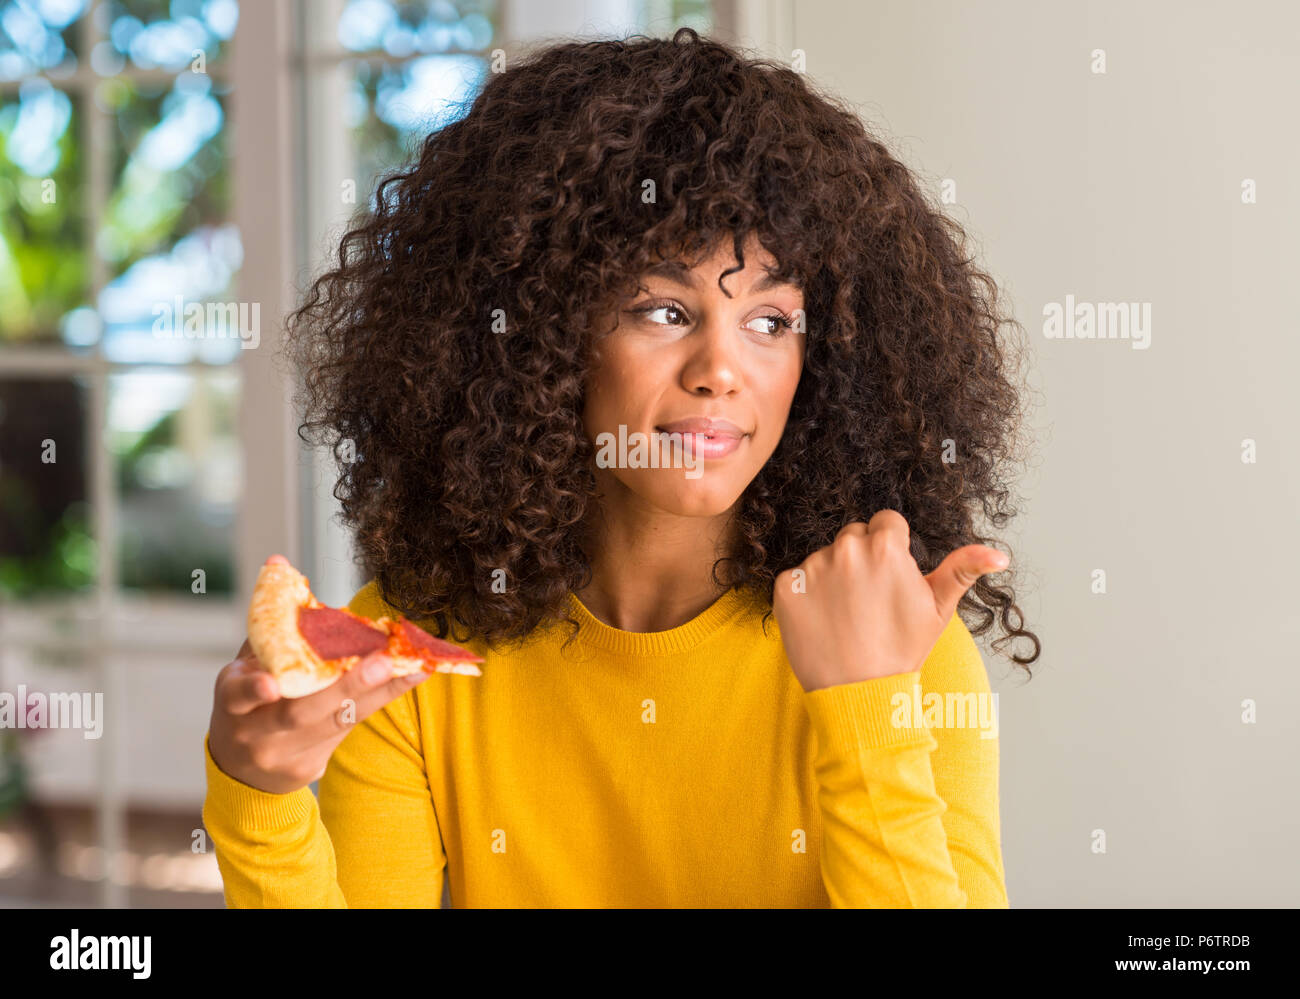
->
[[925, 546, 1008, 621]]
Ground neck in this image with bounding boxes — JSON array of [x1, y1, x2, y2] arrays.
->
[[574, 493, 738, 633]]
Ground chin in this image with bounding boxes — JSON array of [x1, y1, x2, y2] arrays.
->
[[634, 475, 747, 518]]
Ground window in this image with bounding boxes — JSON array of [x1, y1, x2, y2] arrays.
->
[[1, 0, 243, 612], [0, 0, 246, 908]]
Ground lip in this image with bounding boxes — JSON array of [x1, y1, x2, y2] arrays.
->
[[655, 417, 747, 438], [654, 418, 749, 460]]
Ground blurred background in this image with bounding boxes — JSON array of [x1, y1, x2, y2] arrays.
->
[[0, 0, 716, 908], [3, 0, 1297, 910]]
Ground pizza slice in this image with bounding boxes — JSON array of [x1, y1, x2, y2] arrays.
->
[[247, 554, 484, 698]]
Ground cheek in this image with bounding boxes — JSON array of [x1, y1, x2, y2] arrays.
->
[[756, 350, 803, 419], [595, 339, 668, 396], [584, 343, 651, 426]]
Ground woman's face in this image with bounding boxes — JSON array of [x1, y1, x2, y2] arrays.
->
[[582, 234, 806, 519]]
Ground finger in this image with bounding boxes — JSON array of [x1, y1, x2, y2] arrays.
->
[[834, 521, 868, 542], [220, 660, 282, 716], [337, 650, 410, 701], [925, 545, 1008, 620], [290, 654, 428, 745], [335, 670, 431, 739], [339, 651, 434, 719], [294, 664, 436, 771], [865, 508, 909, 545], [285, 651, 403, 728], [357, 663, 433, 714]]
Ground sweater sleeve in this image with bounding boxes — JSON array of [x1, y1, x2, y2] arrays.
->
[[200, 582, 446, 908], [800, 613, 1009, 908]]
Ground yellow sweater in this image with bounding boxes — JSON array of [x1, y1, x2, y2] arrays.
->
[[202, 580, 1009, 907]]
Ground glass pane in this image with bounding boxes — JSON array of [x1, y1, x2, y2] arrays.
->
[[97, 222, 247, 363], [109, 369, 239, 596], [99, 71, 242, 363], [104, 73, 229, 272], [0, 376, 95, 598], [336, 0, 495, 55], [0, 0, 90, 81], [0, 82, 89, 346], [105, 0, 238, 73], [346, 54, 485, 202]]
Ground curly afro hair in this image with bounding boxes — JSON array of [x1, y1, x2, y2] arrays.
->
[[285, 27, 1042, 674]]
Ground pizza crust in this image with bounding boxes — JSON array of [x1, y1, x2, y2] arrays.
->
[[248, 560, 357, 697]]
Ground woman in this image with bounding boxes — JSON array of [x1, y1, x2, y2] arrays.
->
[[204, 28, 1039, 908]]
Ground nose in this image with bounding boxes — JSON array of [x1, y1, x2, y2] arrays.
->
[[679, 310, 742, 396]]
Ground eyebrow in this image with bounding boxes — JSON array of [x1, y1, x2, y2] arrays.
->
[[642, 259, 798, 295]]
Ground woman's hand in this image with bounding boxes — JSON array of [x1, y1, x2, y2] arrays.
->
[[207, 639, 431, 795], [772, 510, 1008, 692]]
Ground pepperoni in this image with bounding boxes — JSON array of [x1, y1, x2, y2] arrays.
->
[[298, 606, 388, 660], [397, 618, 484, 662]]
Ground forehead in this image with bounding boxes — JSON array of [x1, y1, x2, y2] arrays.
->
[[651, 233, 777, 270], [640, 240, 799, 293], [642, 259, 795, 295]]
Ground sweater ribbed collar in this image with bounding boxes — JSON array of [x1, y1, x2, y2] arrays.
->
[[563, 585, 758, 657]]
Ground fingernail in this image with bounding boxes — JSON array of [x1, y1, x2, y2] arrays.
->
[[988, 553, 1009, 570], [363, 658, 391, 683]]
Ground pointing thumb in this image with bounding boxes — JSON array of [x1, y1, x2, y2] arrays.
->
[[926, 546, 1008, 621]]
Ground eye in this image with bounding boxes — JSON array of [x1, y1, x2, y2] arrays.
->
[[744, 312, 794, 338], [627, 299, 689, 327], [624, 300, 795, 338]]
